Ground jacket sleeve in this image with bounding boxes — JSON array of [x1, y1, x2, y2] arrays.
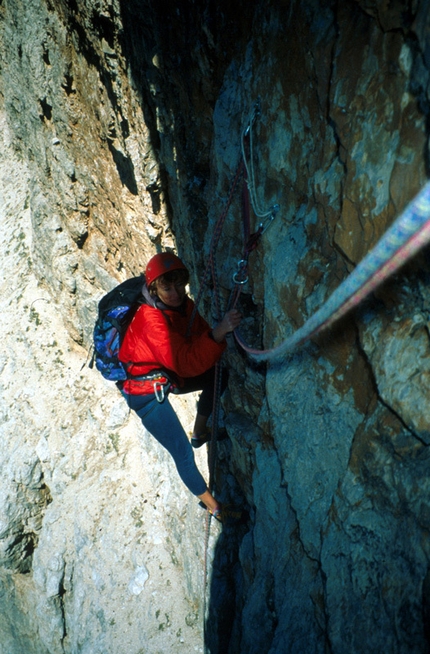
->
[[122, 305, 226, 378]]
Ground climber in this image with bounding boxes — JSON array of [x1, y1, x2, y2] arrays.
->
[[118, 251, 242, 520]]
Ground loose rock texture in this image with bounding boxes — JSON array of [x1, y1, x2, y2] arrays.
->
[[0, 113, 213, 653], [1, 1, 430, 653]]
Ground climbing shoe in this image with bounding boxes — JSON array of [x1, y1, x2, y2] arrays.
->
[[191, 431, 211, 448], [191, 428, 228, 449]]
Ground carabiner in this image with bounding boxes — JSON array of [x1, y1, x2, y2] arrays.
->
[[153, 381, 165, 403], [243, 98, 261, 138], [258, 204, 280, 235], [232, 259, 249, 285]]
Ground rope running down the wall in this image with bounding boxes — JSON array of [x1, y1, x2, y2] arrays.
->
[[235, 179, 430, 361]]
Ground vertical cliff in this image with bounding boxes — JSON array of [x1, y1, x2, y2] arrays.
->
[[1, 0, 430, 652]]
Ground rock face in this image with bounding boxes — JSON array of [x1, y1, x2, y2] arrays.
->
[[1, 0, 430, 652]]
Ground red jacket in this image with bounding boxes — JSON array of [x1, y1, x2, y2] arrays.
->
[[118, 297, 226, 394]]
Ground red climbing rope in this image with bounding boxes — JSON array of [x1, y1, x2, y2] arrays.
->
[[195, 154, 245, 631], [198, 101, 280, 632], [187, 156, 245, 335]]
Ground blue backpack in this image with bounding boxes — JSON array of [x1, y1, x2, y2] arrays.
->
[[92, 275, 145, 381]]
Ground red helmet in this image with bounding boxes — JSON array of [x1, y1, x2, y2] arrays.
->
[[145, 252, 188, 287]]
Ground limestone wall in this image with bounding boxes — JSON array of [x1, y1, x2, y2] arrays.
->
[[1, 1, 430, 652]]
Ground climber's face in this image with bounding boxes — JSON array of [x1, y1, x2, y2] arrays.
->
[[155, 279, 187, 307]]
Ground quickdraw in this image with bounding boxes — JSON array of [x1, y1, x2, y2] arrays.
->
[[229, 101, 280, 303]]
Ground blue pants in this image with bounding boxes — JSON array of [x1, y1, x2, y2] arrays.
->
[[121, 390, 208, 496]]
